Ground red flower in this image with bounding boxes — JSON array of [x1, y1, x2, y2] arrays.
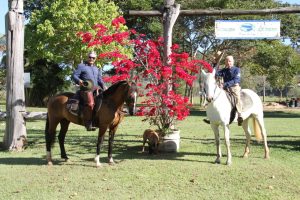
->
[[101, 35, 114, 44], [112, 16, 126, 29], [130, 29, 137, 35], [171, 44, 180, 50], [80, 32, 93, 43]]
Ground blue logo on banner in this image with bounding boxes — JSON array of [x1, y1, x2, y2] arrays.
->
[[240, 23, 254, 32]]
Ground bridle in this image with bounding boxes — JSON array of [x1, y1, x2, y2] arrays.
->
[[205, 81, 222, 103]]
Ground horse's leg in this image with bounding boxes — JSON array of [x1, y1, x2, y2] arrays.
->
[[58, 119, 70, 161], [256, 116, 270, 159], [242, 118, 251, 158], [211, 124, 222, 164], [223, 124, 232, 165], [108, 128, 117, 164], [95, 126, 107, 167], [46, 116, 60, 165]]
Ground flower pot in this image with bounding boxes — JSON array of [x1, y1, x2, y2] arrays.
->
[[159, 129, 180, 152]]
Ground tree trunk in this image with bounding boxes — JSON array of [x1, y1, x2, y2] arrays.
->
[[162, 0, 180, 65], [3, 0, 27, 151], [162, 0, 180, 130]]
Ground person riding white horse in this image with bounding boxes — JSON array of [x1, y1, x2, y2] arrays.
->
[[203, 54, 243, 126], [201, 67, 270, 165]]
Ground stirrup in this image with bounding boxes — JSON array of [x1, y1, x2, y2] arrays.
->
[[85, 122, 96, 131], [203, 119, 210, 124], [86, 126, 96, 131]]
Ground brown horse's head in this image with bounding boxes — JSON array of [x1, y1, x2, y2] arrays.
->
[[102, 81, 136, 115], [126, 82, 138, 116]]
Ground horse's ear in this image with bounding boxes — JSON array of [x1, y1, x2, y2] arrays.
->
[[201, 69, 207, 76]]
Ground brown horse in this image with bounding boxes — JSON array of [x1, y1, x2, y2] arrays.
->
[[45, 81, 135, 167]]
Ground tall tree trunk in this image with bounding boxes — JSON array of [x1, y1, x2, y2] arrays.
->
[[163, 0, 180, 91], [3, 0, 27, 151], [162, 0, 180, 66], [162, 0, 180, 130]]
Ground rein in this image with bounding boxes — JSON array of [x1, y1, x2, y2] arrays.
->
[[208, 83, 222, 103]]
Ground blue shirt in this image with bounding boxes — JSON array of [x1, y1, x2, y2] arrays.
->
[[215, 66, 241, 89], [72, 63, 105, 89]]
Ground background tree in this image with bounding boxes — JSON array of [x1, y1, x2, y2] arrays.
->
[[24, 0, 52, 19], [113, 0, 164, 38], [24, 0, 131, 106], [25, 59, 72, 106], [25, 0, 129, 66], [252, 41, 300, 100]]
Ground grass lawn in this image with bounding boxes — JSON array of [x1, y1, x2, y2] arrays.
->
[[0, 107, 300, 200]]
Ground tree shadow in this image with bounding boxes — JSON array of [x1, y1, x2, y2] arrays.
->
[[189, 109, 300, 118], [263, 111, 300, 118], [189, 110, 206, 117], [2, 126, 299, 166], [0, 157, 45, 165]]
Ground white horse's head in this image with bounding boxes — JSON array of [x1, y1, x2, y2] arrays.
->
[[201, 69, 217, 103]]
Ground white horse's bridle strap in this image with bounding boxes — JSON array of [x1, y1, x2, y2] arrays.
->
[[211, 85, 222, 102]]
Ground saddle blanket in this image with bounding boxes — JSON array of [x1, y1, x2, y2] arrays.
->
[[66, 98, 80, 116]]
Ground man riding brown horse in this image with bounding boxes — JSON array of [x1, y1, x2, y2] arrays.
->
[[72, 51, 106, 131]]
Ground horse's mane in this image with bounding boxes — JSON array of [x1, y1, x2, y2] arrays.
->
[[103, 80, 128, 97]]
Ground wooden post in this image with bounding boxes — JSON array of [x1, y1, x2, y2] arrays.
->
[[163, 0, 180, 65], [3, 0, 27, 150]]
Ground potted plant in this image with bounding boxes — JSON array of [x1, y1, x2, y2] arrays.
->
[[130, 38, 206, 152], [78, 17, 212, 152]]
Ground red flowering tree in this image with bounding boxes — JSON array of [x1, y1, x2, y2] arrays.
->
[[78, 17, 213, 136]]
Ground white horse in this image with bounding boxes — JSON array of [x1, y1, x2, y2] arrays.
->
[[201, 69, 270, 165]]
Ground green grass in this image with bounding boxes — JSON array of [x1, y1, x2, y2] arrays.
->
[[0, 109, 300, 200]]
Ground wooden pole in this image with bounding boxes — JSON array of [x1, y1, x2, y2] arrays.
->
[[128, 7, 300, 16], [3, 0, 27, 151]]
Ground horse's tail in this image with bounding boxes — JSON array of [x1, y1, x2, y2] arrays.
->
[[252, 118, 262, 141], [45, 113, 56, 149]]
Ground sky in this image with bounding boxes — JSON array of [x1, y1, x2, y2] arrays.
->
[[0, 0, 299, 35]]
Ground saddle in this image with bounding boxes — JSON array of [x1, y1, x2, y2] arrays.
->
[[66, 89, 103, 118], [224, 89, 254, 124]]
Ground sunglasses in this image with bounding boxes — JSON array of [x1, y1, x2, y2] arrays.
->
[[89, 57, 96, 60]]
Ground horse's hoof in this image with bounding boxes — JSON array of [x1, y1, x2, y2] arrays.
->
[[47, 161, 53, 166], [243, 154, 249, 158], [215, 160, 221, 164], [108, 157, 114, 164], [108, 161, 115, 166], [96, 164, 102, 168], [226, 161, 232, 166]]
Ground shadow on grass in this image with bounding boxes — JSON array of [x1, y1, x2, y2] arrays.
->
[[189, 110, 206, 117], [2, 126, 299, 166], [263, 111, 300, 118], [0, 157, 45, 165], [117, 146, 215, 162]]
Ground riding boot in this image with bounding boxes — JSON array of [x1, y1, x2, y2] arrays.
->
[[237, 113, 243, 126], [82, 91, 96, 131], [203, 118, 210, 124]]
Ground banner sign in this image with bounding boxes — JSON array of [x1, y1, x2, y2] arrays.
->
[[215, 20, 280, 39]]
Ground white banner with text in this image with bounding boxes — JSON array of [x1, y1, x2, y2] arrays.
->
[[215, 20, 281, 39]]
